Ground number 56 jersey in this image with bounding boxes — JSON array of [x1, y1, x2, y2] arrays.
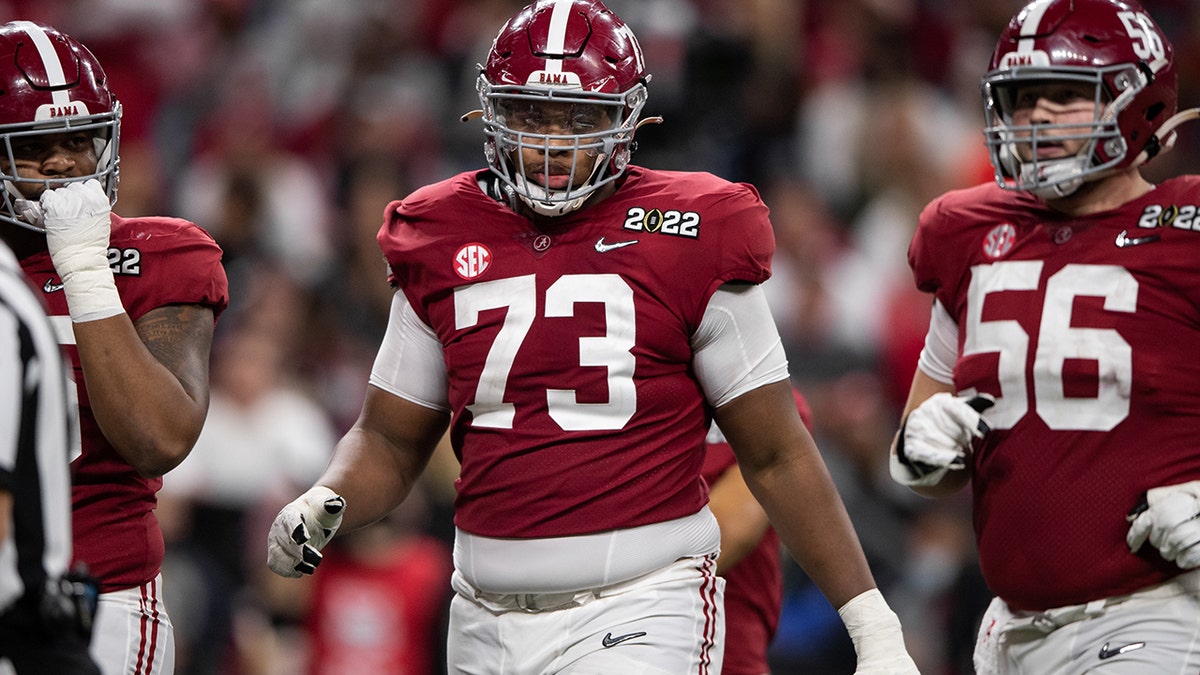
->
[[377, 167, 773, 540], [909, 176, 1200, 612]]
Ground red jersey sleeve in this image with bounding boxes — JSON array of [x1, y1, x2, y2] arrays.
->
[[108, 215, 229, 321]]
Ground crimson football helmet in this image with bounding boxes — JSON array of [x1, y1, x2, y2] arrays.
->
[[0, 21, 121, 232], [476, 0, 650, 217], [982, 0, 1190, 199]]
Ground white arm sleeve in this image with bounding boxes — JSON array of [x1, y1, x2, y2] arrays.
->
[[916, 299, 957, 385], [691, 283, 790, 407], [368, 290, 451, 412]]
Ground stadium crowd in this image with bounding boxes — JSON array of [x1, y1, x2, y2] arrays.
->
[[6, 0, 1200, 673]]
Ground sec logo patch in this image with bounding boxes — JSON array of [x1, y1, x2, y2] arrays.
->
[[455, 243, 492, 280], [982, 223, 1016, 259]]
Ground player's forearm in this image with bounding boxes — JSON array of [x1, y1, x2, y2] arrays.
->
[[747, 454, 877, 609], [73, 315, 209, 477], [316, 431, 418, 532], [716, 381, 878, 606], [319, 413, 446, 528]]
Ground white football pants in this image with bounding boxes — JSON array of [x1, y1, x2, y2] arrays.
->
[[448, 555, 725, 674], [90, 574, 175, 675], [974, 569, 1200, 674]]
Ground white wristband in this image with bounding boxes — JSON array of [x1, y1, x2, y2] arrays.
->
[[40, 180, 124, 323], [837, 588, 911, 667], [60, 263, 124, 323]]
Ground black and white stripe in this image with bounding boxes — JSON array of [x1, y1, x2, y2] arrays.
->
[[0, 242, 74, 613]]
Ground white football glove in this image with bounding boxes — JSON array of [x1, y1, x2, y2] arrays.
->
[[41, 179, 123, 322], [1126, 480, 1200, 570], [890, 392, 993, 487], [266, 486, 346, 578], [837, 589, 919, 674]]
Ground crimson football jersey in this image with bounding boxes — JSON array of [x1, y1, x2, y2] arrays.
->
[[19, 214, 228, 592], [910, 176, 1200, 611], [378, 166, 773, 539]]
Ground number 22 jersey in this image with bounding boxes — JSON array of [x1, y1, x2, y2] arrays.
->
[[19, 214, 228, 592]]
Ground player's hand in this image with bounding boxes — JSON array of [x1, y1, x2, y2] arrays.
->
[[13, 197, 44, 228], [1126, 480, 1200, 569], [837, 589, 920, 674], [267, 486, 346, 578], [40, 179, 123, 322], [890, 393, 993, 487]]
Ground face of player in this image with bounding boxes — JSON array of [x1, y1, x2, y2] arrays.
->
[[498, 100, 616, 191], [1008, 80, 1099, 162], [0, 130, 100, 199]]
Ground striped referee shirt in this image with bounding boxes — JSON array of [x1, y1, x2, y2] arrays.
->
[[0, 241, 74, 613]]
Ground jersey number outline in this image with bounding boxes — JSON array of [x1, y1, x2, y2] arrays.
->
[[454, 273, 637, 431], [965, 261, 1136, 431]]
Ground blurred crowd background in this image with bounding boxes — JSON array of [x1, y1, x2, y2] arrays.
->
[[6, 0, 1200, 673]]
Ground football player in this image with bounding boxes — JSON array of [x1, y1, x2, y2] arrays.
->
[[0, 22, 229, 675], [890, 0, 1200, 672], [268, 1, 916, 672]]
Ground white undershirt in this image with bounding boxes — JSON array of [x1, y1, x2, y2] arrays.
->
[[917, 299, 957, 384], [369, 282, 790, 410]]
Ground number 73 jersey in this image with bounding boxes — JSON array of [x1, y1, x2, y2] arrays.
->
[[909, 176, 1200, 612], [377, 167, 773, 540]]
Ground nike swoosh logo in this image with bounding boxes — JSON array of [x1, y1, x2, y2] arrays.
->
[[43, 278, 64, 293], [1098, 641, 1145, 659], [601, 631, 646, 648], [595, 237, 639, 253], [1115, 230, 1160, 248]]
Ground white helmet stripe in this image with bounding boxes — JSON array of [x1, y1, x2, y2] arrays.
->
[[11, 21, 72, 107], [1015, 0, 1053, 51], [542, 0, 573, 75]]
